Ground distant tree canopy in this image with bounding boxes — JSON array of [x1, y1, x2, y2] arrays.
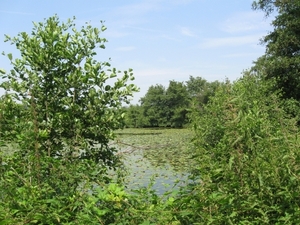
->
[[140, 84, 167, 127], [123, 76, 223, 128], [186, 76, 223, 108]]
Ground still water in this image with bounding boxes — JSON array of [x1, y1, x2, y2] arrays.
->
[[117, 148, 191, 195], [111, 128, 194, 195]]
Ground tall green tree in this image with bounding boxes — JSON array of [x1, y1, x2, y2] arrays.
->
[[140, 81, 190, 127], [0, 15, 138, 224], [123, 104, 146, 128], [165, 80, 189, 127], [252, 0, 300, 100], [140, 84, 167, 127], [186, 76, 208, 99], [186, 76, 222, 108], [1, 15, 138, 165]]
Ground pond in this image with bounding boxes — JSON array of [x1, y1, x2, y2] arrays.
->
[[113, 128, 195, 195]]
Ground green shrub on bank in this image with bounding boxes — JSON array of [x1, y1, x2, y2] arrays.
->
[[174, 74, 300, 224], [0, 15, 141, 224]]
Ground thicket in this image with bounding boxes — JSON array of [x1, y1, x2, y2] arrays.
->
[[0, 15, 150, 224], [170, 74, 300, 224]]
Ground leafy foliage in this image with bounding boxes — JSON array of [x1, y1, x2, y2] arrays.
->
[[129, 77, 222, 128], [0, 93, 27, 141], [1, 15, 138, 164], [186, 75, 222, 109], [173, 74, 300, 224], [140, 84, 167, 127], [165, 80, 189, 127], [0, 15, 140, 224], [252, 0, 295, 15], [252, 0, 300, 101], [123, 104, 146, 128]]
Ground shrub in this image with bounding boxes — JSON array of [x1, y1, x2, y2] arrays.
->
[[0, 15, 138, 224], [175, 73, 300, 224]]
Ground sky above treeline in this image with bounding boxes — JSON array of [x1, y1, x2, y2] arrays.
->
[[0, 0, 274, 104]]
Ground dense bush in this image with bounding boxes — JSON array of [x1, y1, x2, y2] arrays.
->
[[173, 74, 300, 224], [0, 94, 27, 141], [0, 15, 141, 224]]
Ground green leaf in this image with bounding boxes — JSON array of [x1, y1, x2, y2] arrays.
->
[[228, 156, 234, 170], [7, 53, 13, 61], [258, 173, 263, 187], [4, 34, 10, 42], [110, 73, 117, 78], [101, 25, 107, 32], [0, 220, 11, 225]]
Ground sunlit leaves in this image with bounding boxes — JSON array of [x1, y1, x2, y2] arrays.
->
[[7, 53, 12, 61], [0, 15, 139, 164], [252, 0, 300, 101], [0, 15, 139, 223], [101, 25, 107, 32], [182, 74, 300, 223]]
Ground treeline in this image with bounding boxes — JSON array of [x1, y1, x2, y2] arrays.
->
[[123, 76, 223, 128]]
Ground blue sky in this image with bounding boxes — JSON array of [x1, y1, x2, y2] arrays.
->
[[0, 0, 273, 104]]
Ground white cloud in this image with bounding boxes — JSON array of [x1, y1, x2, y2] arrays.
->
[[0, 10, 34, 15], [221, 11, 271, 34], [199, 34, 263, 48], [105, 29, 129, 38], [160, 34, 181, 42], [122, 25, 162, 33], [114, 2, 161, 17], [115, 46, 136, 51], [180, 27, 197, 37], [171, 0, 195, 5], [134, 67, 191, 85], [104, 2, 163, 36], [222, 52, 262, 58], [136, 68, 183, 77], [130, 68, 186, 102]]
